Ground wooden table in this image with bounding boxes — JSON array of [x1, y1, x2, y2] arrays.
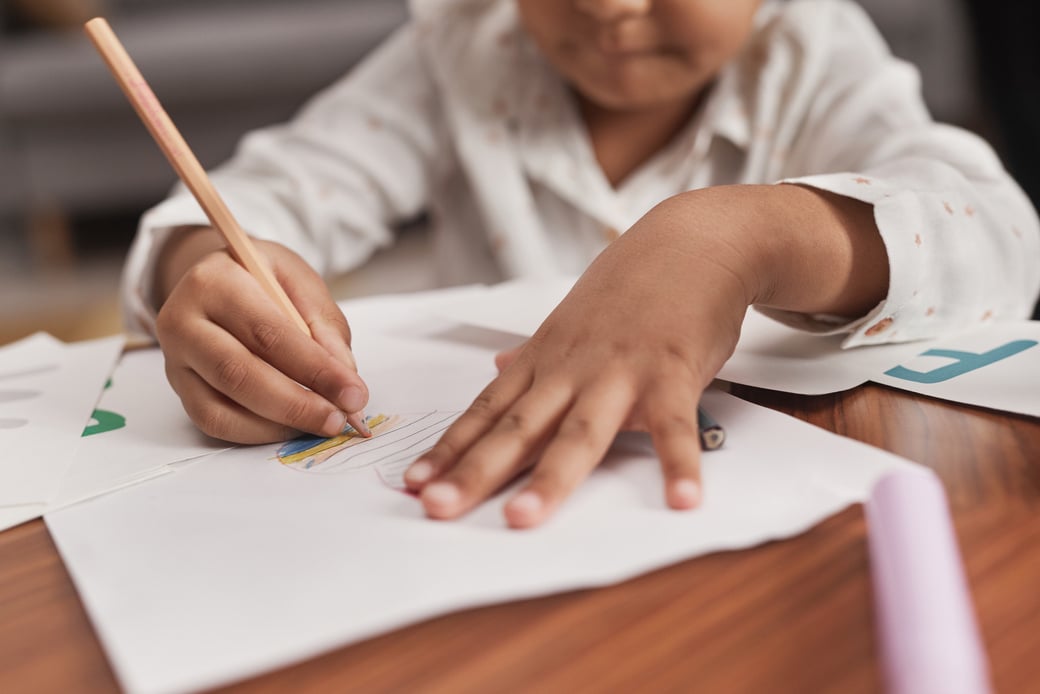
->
[[2, 383, 1038, 693]]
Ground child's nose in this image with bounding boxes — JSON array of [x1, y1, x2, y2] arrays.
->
[[574, 0, 653, 23]]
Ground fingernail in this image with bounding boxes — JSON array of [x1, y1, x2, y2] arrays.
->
[[422, 482, 460, 511], [322, 410, 347, 437], [405, 460, 433, 486], [508, 490, 543, 520], [672, 479, 701, 508], [337, 386, 366, 413]]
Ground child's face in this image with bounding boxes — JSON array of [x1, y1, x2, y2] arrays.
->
[[517, 0, 760, 111]]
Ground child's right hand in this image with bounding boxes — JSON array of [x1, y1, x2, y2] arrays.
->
[[154, 228, 368, 444]]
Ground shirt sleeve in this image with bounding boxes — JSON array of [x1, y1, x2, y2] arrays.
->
[[760, 0, 1040, 347], [120, 23, 445, 336]]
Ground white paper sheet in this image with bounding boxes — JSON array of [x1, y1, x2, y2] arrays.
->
[[871, 321, 1040, 417], [434, 277, 924, 395], [4, 285, 490, 534], [0, 344, 227, 532], [719, 310, 922, 395], [436, 278, 1040, 413], [0, 333, 123, 510], [52, 348, 229, 507], [46, 289, 919, 694]]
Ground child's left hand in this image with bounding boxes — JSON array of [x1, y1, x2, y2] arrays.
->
[[403, 191, 756, 528], [402, 183, 886, 528]]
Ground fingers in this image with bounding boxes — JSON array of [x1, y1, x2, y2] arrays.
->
[[504, 378, 635, 528], [641, 379, 703, 510], [202, 263, 366, 416], [167, 366, 299, 444], [417, 383, 574, 520], [403, 367, 535, 492], [159, 263, 356, 442], [173, 320, 352, 441], [403, 367, 704, 528], [166, 252, 366, 416]]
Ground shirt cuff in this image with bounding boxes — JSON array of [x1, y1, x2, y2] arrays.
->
[[773, 174, 936, 348]]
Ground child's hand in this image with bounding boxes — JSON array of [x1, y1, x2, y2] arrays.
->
[[404, 195, 752, 528], [155, 229, 368, 444], [403, 184, 886, 528]]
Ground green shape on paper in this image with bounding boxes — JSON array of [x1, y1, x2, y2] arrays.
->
[[82, 378, 125, 437], [83, 409, 126, 437]]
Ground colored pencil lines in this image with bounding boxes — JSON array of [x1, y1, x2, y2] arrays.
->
[[276, 412, 458, 475]]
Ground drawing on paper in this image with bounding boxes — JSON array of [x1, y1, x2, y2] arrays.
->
[[276, 414, 403, 471], [275, 411, 459, 478]]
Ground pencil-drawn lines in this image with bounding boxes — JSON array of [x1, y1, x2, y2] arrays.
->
[[275, 412, 458, 475]]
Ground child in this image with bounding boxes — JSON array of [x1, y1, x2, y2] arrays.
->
[[123, 0, 1040, 528]]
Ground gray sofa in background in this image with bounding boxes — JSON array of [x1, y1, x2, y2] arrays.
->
[[0, 0, 406, 253], [0, 0, 979, 268]]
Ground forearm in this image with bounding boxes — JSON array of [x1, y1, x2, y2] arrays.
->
[[655, 184, 889, 320]]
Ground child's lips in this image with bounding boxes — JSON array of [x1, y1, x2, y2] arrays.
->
[[593, 26, 661, 57], [593, 42, 663, 62]]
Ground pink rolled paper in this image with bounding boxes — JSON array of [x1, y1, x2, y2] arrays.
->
[[865, 468, 992, 694]]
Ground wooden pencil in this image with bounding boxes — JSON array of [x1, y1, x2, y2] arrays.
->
[[84, 17, 370, 437]]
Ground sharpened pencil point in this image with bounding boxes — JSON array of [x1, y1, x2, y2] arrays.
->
[[349, 412, 373, 438]]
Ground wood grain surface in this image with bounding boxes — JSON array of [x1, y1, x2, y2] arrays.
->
[[1, 383, 1037, 693]]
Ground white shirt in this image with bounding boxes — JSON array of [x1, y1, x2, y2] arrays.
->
[[123, 0, 1040, 347]]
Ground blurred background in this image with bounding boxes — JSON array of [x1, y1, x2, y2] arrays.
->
[[0, 0, 1036, 345]]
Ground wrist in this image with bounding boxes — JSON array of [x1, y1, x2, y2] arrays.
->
[[761, 183, 887, 318], [661, 184, 887, 319], [646, 185, 780, 307]]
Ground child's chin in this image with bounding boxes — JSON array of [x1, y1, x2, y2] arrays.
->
[[579, 82, 695, 114], [573, 64, 705, 113]]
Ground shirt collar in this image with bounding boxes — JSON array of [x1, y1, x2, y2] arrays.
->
[[507, 18, 754, 228], [690, 0, 789, 158], [692, 61, 751, 158]]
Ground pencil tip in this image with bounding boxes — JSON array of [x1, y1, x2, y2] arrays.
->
[[351, 412, 373, 438]]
